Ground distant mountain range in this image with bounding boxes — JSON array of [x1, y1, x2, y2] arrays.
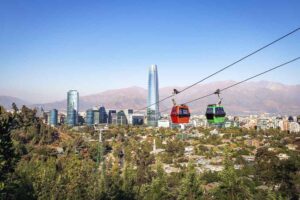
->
[[1, 81, 300, 115], [0, 96, 30, 109]]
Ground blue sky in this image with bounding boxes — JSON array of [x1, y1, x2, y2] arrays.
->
[[0, 0, 299, 103]]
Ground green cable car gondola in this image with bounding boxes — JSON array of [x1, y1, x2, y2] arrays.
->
[[205, 89, 226, 125], [205, 104, 226, 124]]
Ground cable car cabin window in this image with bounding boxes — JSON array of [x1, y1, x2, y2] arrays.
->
[[215, 107, 226, 117], [179, 108, 190, 117], [206, 108, 213, 114], [205, 107, 214, 120]]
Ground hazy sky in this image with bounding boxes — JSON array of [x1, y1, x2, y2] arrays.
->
[[0, 0, 300, 103]]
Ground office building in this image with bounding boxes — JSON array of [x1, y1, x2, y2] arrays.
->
[[99, 106, 108, 124], [93, 109, 100, 124], [117, 110, 128, 125], [49, 109, 58, 126], [257, 118, 268, 130], [58, 113, 65, 125], [147, 64, 160, 126], [108, 109, 117, 124], [123, 109, 133, 124], [67, 90, 79, 126], [86, 109, 94, 126], [132, 114, 144, 125]]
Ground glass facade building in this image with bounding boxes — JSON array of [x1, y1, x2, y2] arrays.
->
[[58, 113, 65, 125], [93, 110, 100, 124], [108, 109, 117, 124], [67, 90, 79, 126], [132, 115, 144, 125], [117, 110, 128, 125], [49, 109, 58, 126], [99, 106, 108, 124], [86, 109, 94, 126], [147, 64, 160, 126], [123, 109, 133, 124]]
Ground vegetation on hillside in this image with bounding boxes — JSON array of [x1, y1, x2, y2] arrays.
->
[[0, 105, 299, 200]]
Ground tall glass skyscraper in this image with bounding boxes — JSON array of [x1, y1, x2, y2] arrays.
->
[[67, 90, 79, 126], [147, 64, 160, 126], [49, 109, 58, 127]]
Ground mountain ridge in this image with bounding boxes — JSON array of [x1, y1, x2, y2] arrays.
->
[[1, 81, 299, 115]]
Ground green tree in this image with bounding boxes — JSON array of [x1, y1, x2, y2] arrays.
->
[[255, 150, 300, 200], [121, 163, 137, 199], [17, 155, 102, 200], [213, 156, 254, 200], [143, 162, 169, 200], [135, 143, 154, 186], [178, 163, 203, 200], [165, 139, 184, 157], [0, 106, 19, 197]]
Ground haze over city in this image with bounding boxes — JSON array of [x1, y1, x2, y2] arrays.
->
[[0, 0, 300, 103]]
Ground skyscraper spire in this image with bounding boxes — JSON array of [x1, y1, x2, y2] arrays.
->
[[147, 64, 159, 126]]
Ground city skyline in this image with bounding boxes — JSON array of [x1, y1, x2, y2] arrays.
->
[[0, 1, 300, 103], [1, 79, 300, 116]]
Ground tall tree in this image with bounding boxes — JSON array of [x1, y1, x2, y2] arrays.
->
[[0, 106, 18, 196], [122, 163, 137, 199]]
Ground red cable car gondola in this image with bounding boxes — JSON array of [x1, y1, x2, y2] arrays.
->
[[170, 89, 191, 124], [170, 104, 191, 124]]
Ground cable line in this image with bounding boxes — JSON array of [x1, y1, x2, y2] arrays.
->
[[160, 56, 300, 113], [138, 27, 300, 111]]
